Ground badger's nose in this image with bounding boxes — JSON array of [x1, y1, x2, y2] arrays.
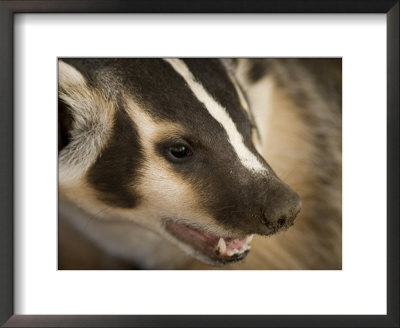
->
[[260, 181, 302, 234]]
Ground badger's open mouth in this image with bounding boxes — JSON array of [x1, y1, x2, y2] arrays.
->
[[165, 220, 253, 264]]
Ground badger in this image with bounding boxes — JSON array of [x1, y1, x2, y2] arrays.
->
[[58, 58, 341, 270]]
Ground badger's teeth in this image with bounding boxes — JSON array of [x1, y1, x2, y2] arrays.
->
[[217, 238, 226, 253], [226, 246, 251, 257], [219, 235, 254, 257], [246, 234, 254, 244]]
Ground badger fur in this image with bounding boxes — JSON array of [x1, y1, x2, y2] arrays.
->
[[58, 58, 341, 270]]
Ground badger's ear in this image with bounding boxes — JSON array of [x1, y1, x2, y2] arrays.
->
[[58, 60, 116, 182], [59, 60, 87, 91], [58, 60, 88, 151], [58, 60, 114, 152], [220, 58, 239, 72]]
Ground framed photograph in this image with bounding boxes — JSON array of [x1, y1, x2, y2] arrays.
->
[[0, 1, 398, 327]]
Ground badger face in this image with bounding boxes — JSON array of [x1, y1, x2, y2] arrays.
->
[[58, 58, 301, 265]]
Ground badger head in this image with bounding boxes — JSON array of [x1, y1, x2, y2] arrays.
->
[[58, 58, 301, 265]]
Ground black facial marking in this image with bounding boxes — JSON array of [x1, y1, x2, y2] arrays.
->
[[58, 97, 74, 151], [246, 59, 269, 84], [87, 104, 142, 208]]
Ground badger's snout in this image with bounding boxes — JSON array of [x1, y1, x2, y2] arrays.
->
[[209, 170, 302, 238], [258, 180, 302, 234]]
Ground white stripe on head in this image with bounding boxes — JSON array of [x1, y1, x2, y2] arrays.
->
[[164, 59, 267, 174]]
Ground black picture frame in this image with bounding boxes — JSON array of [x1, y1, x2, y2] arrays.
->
[[0, 1, 398, 327]]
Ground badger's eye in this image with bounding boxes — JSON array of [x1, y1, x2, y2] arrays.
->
[[168, 144, 192, 160]]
